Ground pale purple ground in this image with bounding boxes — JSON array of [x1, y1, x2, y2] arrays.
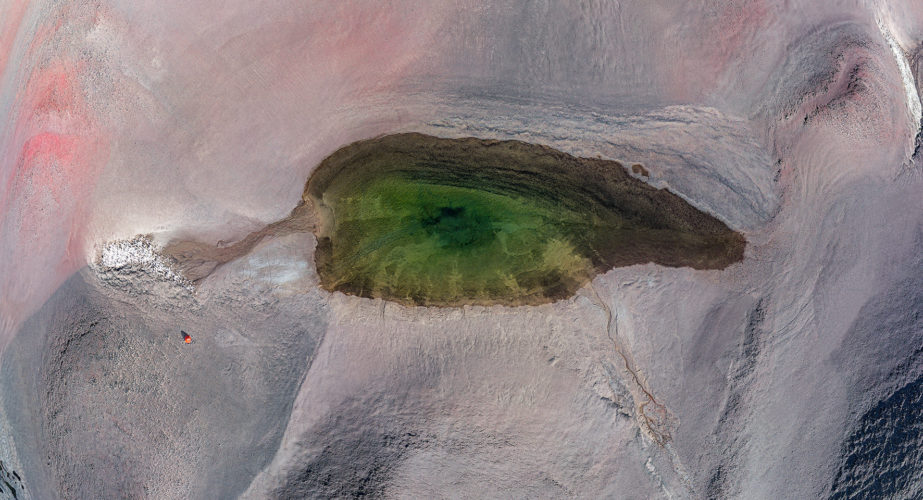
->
[[1, 1, 923, 498]]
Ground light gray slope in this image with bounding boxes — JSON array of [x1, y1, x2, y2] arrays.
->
[[1, 233, 326, 499]]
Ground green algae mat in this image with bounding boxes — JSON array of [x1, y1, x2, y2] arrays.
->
[[305, 133, 745, 307]]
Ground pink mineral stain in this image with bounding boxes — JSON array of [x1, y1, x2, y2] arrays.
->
[[0, 58, 108, 345]]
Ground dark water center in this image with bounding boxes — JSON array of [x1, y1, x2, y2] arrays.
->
[[421, 205, 494, 249], [304, 133, 745, 307]]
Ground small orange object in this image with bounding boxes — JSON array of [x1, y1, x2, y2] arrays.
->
[[183, 332, 192, 344]]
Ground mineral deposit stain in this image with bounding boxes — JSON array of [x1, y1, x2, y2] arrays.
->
[[305, 133, 745, 306]]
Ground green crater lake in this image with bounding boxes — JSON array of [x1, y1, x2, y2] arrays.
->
[[305, 133, 745, 307]]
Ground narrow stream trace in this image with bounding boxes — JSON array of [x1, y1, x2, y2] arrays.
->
[[585, 282, 695, 497]]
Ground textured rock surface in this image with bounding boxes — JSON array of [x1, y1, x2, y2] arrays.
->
[[1, 1, 922, 499], [2, 234, 327, 498]]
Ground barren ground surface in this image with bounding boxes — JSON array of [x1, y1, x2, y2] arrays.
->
[[1, 1, 923, 499]]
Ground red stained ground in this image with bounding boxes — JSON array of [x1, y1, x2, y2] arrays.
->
[[1, 57, 108, 340]]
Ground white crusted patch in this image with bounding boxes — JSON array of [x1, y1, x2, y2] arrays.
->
[[94, 235, 193, 291], [877, 16, 922, 141]]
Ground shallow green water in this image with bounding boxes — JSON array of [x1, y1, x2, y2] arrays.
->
[[326, 173, 597, 304], [306, 133, 745, 306]]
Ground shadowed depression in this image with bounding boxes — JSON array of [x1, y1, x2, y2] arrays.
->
[[305, 133, 745, 306], [166, 133, 745, 306]]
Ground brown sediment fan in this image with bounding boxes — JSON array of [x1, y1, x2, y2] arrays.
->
[[162, 202, 315, 282], [164, 133, 746, 296]]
